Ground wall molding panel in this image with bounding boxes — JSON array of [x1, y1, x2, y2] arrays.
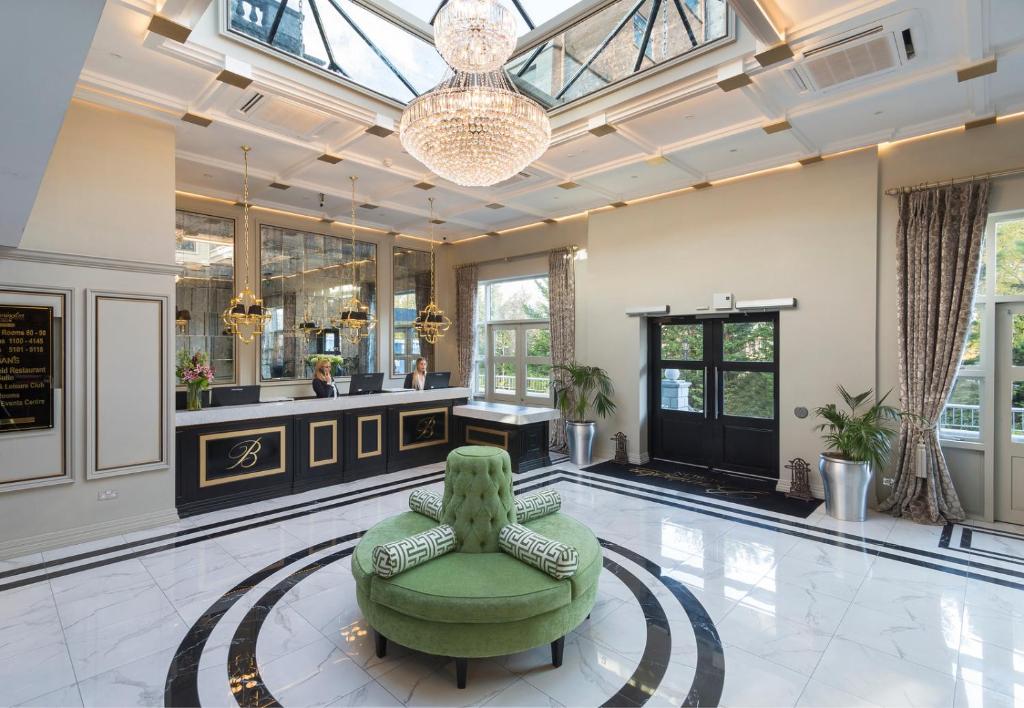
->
[[0, 247, 182, 276], [86, 289, 172, 479]]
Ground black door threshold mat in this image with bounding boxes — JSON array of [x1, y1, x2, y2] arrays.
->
[[580, 459, 822, 518]]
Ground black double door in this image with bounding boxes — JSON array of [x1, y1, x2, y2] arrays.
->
[[650, 313, 779, 479]]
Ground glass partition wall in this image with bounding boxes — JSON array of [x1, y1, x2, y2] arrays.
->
[[259, 224, 378, 382], [392, 247, 436, 378], [175, 210, 236, 383]]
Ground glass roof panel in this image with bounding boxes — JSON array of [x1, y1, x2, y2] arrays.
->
[[394, 1, 591, 35], [508, 0, 728, 107]]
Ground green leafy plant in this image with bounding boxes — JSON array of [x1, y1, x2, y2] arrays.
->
[[551, 363, 617, 423], [814, 386, 905, 470]]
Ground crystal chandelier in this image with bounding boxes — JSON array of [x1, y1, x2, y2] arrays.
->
[[331, 176, 377, 345], [434, 0, 516, 73], [400, 0, 550, 188], [413, 198, 452, 345], [222, 146, 270, 345]]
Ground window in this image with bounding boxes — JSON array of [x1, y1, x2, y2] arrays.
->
[[392, 247, 435, 377], [474, 276, 552, 404], [175, 210, 236, 383], [941, 212, 1024, 442], [259, 224, 377, 381]]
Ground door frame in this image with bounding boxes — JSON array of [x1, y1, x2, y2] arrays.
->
[[648, 312, 780, 479]]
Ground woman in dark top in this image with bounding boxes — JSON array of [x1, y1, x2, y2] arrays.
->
[[312, 357, 337, 398]]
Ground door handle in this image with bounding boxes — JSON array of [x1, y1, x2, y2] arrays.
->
[[713, 367, 720, 420]]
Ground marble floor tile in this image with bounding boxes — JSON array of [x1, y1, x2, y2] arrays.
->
[[77, 645, 179, 708], [55, 582, 176, 637], [15, 683, 83, 708], [0, 583, 64, 658], [767, 552, 868, 601], [328, 680, 404, 707], [718, 604, 833, 676], [258, 636, 374, 706], [510, 635, 635, 708], [811, 637, 956, 707], [479, 678, 563, 707], [784, 538, 878, 575], [41, 536, 127, 563], [716, 645, 809, 708], [64, 605, 186, 681], [835, 601, 961, 675], [795, 678, 880, 707], [0, 552, 43, 574], [387, 658, 518, 707], [957, 634, 1024, 699], [575, 597, 649, 662], [740, 578, 851, 634], [965, 577, 1024, 620], [0, 636, 78, 706], [953, 678, 1017, 708]]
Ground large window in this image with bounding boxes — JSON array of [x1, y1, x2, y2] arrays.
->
[[941, 212, 1024, 442], [474, 276, 552, 404], [392, 247, 436, 377], [175, 211, 236, 383], [259, 225, 377, 381]]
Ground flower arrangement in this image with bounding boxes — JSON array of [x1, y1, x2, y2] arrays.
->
[[176, 350, 215, 410]]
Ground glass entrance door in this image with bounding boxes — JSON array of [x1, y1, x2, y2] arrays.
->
[[650, 313, 780, 478], [995, 302, 1024, 524]]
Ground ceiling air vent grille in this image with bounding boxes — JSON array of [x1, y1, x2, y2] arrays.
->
[[788, 17, 917, 93], [235, 93, 333, 139]]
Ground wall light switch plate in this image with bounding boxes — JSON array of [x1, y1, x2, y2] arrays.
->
[[97, 490, 118, 501]]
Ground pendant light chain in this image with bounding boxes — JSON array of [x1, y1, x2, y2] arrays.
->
[[222, 145, 270, 345], [412, 198, 452, 344]]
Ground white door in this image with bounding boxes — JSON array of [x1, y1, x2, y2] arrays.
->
[[995, 302, 1024, 524], [486, 322, 552, 405]]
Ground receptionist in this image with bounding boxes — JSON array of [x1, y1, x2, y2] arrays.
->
[[410, 357, 428, 390], [312, 357, 337, 398]]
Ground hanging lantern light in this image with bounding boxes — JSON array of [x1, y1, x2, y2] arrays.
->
[[222, 146, 271, 345], [331, 176, 377, 345], [175, 309, 191, 331], [413, 198, 452, 345], [292, 241, 323, 338]]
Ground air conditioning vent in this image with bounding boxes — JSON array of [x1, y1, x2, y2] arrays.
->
[[789, 14, 919, 93], [493, 171, 534, 188], [234, 92, 333, 139]]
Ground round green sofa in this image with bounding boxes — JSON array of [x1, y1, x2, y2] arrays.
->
[[351, 446, 601, 687]]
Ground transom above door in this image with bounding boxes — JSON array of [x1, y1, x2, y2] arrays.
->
[[649, 313, 780, 479]]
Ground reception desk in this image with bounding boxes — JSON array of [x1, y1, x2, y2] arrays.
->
[[453, 401, 560, 473], [175, 388, 469, 516]]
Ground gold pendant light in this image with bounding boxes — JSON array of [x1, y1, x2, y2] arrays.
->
[[412, 198, 452, 345], [293, 239, 323, 339], [222, 146, 270, 345], [331, 176, 377, 345]]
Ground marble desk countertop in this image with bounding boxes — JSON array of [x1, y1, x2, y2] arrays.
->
[[176, 387, 471, 427], [453, 401, 560, 426]]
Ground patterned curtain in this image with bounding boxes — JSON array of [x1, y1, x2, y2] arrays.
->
[[549, 248, 576, 451], [879, 180, 990, 524], [454, 264, 478, 389]]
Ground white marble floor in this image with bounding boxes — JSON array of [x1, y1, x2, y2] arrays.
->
[[1, 461, 1022, 707]]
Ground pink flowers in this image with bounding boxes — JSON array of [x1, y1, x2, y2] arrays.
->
[[176, 350, 215, 388]]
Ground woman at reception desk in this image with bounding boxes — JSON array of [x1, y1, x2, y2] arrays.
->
[[408, 357, 427, 390], [311, 357, 338, 398]]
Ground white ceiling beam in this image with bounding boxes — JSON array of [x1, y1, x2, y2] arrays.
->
[[156, 0, 214, 27], [727, 0, 787, 45], [961, 0, 993, 117]]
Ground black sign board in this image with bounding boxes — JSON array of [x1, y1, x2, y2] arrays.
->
[[0, 305, 53, 433], [199, 426, 287, 488]]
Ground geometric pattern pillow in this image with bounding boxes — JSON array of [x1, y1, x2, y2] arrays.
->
[[372, 524, 456, 579], [498, 523, 578, 580], [409, 488, 443, 522], [514, 490, 561, 523]]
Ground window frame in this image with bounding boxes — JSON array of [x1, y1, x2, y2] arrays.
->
[[174, 209, 238, 387], [257, 221, 379, 384], [940, 209, 1024, 450]]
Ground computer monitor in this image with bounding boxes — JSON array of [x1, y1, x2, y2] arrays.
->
[[424, 371, 451, 390], [348, 372, 384, 395], [210, 385, 261, 407]]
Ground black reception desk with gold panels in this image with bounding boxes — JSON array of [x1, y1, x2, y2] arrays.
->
[[175, 389, 467, 516]]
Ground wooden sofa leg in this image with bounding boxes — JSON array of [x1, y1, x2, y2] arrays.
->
[[374, 631, 387, 659], [551, 636, 565, 668], [455, 658, 468, 689]]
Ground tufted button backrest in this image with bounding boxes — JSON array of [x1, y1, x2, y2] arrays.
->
[[441, 446, 515, 553]]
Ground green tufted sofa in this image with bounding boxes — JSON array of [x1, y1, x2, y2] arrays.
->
[[351, 446, 601, 688]]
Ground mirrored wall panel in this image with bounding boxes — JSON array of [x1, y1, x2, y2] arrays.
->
[[392, 247, 436, 378], [175, 210, 236, 383], [260, 224, 378, 381]]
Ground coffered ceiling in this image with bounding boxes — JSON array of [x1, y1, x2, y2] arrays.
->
[[78, 0, 1024, 241]]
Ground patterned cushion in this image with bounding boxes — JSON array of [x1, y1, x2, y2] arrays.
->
[[498, 523, 579, 580], [514, 490, 561, 523], [409, 489, 443, 522], [372, 524, 457, 579]]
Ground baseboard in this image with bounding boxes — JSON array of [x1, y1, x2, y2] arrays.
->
[[0, 507, 181, 560]]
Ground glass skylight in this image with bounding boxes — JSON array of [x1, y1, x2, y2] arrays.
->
[[508, 0, 728, 107], [227, 0, 729, 107]]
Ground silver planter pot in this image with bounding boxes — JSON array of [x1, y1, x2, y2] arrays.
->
[[566, 421, 596, 467], [818, 454, 873, 522]]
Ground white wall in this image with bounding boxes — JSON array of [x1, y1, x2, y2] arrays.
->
[[586, 150, 879, 484], [0, 100, 179, 555]]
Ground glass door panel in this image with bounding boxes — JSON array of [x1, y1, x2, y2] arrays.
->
[[722, 371, 775, 419]]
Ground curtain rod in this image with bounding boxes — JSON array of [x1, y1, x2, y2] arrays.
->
[[884, 166, 1024, 196], [454, 245, 580, 269]]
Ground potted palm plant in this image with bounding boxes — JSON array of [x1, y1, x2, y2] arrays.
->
[[552, 363, 616, 466], [814, 386, 905, 521]]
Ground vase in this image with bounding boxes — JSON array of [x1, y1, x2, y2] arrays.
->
[[186, 384, 203, 411], [818, 454, 872, 521], [565, 421, 596, 467]]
